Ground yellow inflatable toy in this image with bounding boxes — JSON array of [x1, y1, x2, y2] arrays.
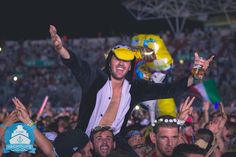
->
[[131, 34, 177, 122], [131, 34, 174, 80]]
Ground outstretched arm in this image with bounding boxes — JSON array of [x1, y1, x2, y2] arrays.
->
[[49, 25, 70, 59], [12, 97, 56, 157]]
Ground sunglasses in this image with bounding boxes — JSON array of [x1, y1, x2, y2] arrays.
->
[[91, 125, 113, 135]]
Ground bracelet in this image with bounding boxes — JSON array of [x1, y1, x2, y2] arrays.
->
[[31, 124, 37, 130], [27, 120, 35, 127], [0, 124, 7, 130], [176, 119, 185, 126], [27, 120, 37, 130]]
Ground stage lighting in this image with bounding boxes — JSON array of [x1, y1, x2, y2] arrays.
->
[[13, 76, 18, 81], [135, 105, 140, 110], [179, 59, 184, 64]]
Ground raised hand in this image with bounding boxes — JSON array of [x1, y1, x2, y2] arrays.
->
[[49, 25, 70, 59], [12, 97, 31, 124], [2, 110, 18, 127], [49, 25, 63, 51], [219, 102, 227, 120], [178, 96, 195, 121], [193, 52, 214, 79]]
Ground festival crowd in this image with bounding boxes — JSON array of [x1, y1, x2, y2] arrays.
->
[[0, 26, 236, 157]]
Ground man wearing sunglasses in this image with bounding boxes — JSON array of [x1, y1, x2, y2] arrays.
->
[[90, 126, 116, 157], [49, 25, 213, 137]]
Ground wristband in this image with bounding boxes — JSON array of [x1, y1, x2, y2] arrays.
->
[[0, 123, 7, 130], [176, 119, 185, 126], [30, 124, 37, 130], [27, 120, 35, 127]]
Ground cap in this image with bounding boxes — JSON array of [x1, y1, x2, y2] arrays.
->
[[125, 130, 141, 139], [111, 45, 135, 61], [53, 129, 89, 157]]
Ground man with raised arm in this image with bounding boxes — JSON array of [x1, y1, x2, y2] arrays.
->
[[49, 25, 213, 136]]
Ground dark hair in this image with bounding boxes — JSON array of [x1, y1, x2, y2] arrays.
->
[[194, 128, 214, 153], [221, 152, 236, 157], [90, 126, 115, 142], [53, 129, 89, 157], [172, 144, 205, 157], [104, 49, 136, 82], [153, 115, 179, 134]]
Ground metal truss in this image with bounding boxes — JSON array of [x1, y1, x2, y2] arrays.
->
[[123, 0, 236, 34]]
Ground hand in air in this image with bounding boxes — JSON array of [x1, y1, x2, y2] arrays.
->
[[49, 25, 63, 51]]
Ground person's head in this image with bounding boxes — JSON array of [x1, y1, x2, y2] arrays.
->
[[53, 129, 93, 157], [183, 117, 194, 137], [205, 120, 218, 134], [126, 130, 145, 157], [172, 144, 205, 157], [56, 115, 71, 133], [210, 111, 222, 122], [149, 115, 179, 157], [90, 126, 116, 157], [222, 121, 236, 142], [105, 45, 135, 82], [194, 128, 214, 154]]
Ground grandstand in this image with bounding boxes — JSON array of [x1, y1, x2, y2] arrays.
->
[[0, 0, 236, 110]]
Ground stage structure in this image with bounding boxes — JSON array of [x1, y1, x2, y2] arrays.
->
[[123, 0, 236, 34]]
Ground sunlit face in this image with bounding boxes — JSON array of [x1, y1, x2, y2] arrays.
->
[[150, 127, 179, 157], [93, 131, 116, 157], [110, 55, 131, 80]]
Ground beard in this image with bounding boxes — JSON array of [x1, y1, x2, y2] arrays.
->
[[110, 69, 126, 80]]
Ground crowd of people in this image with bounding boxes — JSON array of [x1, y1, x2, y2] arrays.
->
[[0, 27, 236, 108], [0, 96, 236, 157], [0, 26, 236, 157]]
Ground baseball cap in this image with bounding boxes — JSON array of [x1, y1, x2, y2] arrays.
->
[[125, 130, 141, 139], [111, 45, 135, 61], [53, 129, 89, 157]]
